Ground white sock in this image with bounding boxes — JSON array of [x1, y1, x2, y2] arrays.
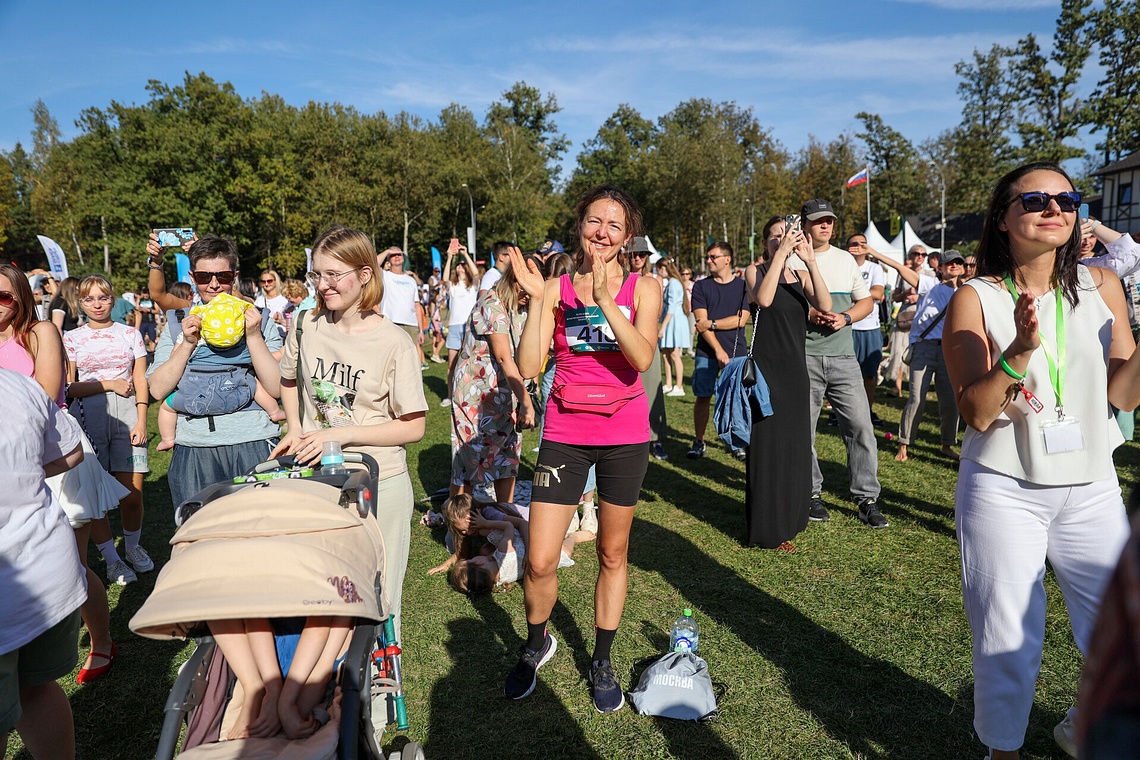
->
[[123, 528, 141, 552], [581, 500, 595, 513], [97, 539, 122, 565]]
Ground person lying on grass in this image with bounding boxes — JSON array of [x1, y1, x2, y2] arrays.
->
[[207, 616, 352, 741], [429, 494, 594, 594]]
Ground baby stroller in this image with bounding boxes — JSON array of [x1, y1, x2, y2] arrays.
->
[[130, 453, 424, 760]]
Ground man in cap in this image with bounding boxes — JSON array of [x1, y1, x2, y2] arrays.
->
[[535, 240, 564, 266], [879, 249, 965, 463], [790, 199, 888, 528]]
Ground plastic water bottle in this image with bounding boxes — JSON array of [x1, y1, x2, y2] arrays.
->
[[670, 608, 699, 653], [320, 440, 349, 476]]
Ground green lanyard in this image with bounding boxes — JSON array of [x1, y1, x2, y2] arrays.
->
[[1003, 276, 1066, 416]]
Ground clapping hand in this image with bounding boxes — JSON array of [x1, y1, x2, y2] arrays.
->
[[1011, 291, 1041, 354], [507, 246, 544, 302]]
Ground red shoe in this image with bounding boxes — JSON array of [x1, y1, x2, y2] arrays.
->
[[76, 643, 117, 683]]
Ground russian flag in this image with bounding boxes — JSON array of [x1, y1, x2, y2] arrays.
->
[[846, 168, 869, 188]]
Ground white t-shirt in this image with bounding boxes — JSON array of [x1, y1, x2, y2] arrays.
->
[[479, 268, 503, 293], [854, 260, 887, 331], [909, 282, 957, 342], [381, 270, 420, 326], [63, 322, 146, 382], [448, 282, 479, 327], [255, 293, 290, 318], [0, 369, 86, 655]]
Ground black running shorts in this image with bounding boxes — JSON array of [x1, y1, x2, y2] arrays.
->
[[531, 440, 650, 507]]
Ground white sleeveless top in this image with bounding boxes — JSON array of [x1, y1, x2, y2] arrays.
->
[[959, 268, 1123, 485]]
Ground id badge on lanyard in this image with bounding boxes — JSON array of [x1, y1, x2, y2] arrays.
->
[[564, 305, 630, 353]]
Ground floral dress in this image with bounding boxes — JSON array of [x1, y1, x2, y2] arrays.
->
[[450, 289, 526, 486]]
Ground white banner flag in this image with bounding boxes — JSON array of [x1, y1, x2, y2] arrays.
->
[[36, 235, 69, 281]]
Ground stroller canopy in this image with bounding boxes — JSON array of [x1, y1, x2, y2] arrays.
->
[[131, 479, 387, 640]]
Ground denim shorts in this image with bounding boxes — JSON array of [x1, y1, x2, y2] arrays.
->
[[445, 324, 466, 351], [691, 355, 721, 398]]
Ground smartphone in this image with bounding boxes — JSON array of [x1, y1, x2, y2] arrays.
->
[[153, 227, 194, 248], [448, 237, 460, 254], [1079, 203, 1090, 222], [784, 214, 802, 234]]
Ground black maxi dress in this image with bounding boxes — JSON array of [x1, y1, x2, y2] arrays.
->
[[745, 266, 811, 547]]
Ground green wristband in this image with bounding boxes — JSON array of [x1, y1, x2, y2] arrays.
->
[[999, 352, 1026, 381]]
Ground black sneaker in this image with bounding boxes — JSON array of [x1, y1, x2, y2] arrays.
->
[[686, 440, 706, 459], [808, 494, 830, 522], [651, 442, 668, 460], [827, 412, 839, 427], [857, 498, 889, 529], [870, 412, 887, 429], [589, 659, 625, 714], [504, 633, 558, 700]]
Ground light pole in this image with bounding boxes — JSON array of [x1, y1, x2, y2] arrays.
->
[[461, 183, 476, 257], [929, 161, 946, 253], [745, 197, 756, 260]]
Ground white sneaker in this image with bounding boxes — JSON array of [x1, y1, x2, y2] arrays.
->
[[580, 505, 598, 534], [125, 545, 154, 573], [107, 559, 137, 586], [666, 387, 685, 397], [440, 398, 452, 407], [567, 512, 580, 534], [1053, 709, 1077, 758], [662, 385, 673, 393]]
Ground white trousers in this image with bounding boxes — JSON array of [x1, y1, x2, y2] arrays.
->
[[955, 459, 1129, 751], [374, 471, 414, 643]]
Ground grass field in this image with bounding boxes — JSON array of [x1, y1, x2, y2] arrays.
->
[[7, 355, 1138, 760]]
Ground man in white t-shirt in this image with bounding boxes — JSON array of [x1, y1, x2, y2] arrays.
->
[[378, 247, 426, 365], [478, 241, 513, 295], [845, 233, 887, 427], [0, 369, 86, 759]]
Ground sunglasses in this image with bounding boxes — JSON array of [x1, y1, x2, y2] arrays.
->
[[1009, 191, 1082, 213], [191, 270, 237, 286], [260, 279, 275, 285], [0, 291, 15, 306], [631, 252, 649, 257]]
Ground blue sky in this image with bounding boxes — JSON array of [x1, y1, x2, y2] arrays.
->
[[0, 0, 1064, 175]]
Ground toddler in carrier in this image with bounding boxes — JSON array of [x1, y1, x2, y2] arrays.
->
[[434, 494, 594, 595], [157, 293, 284, 450]]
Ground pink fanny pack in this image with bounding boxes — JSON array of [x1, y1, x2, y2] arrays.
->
[[552, 383, 644, 416]]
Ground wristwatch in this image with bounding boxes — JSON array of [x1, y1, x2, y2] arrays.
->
[[842, 313, 852, 326], [710, 320, 718, 331]]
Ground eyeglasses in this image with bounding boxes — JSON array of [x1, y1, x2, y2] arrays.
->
[[306, 269, 359, 287], [80, 295, 114, 305], [0, 291, 15, 306], [1009, 191, 1082, 213], [191, 270, 237, 286]]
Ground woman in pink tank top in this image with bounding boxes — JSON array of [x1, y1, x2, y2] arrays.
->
[[503, 186, 662, 713]]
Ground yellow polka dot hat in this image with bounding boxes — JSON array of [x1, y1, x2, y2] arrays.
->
[[189, 292, 252, 348]]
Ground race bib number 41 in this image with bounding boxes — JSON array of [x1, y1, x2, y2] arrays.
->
[[565, 305, 631, 353]]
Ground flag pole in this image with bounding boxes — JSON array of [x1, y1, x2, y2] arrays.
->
[[865, 166, 871, 231]]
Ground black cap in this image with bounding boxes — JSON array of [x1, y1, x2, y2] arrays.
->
[[801, 199, 837, 221]]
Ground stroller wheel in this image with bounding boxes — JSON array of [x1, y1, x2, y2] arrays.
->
[[391, 742, 424, 760]]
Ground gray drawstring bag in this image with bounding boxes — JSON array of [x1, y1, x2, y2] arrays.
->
[[628, 651, 718, 721]]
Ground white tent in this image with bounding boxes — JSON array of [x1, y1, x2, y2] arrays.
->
[[889, 219, 940, 255], [863, 222, 904, 263]]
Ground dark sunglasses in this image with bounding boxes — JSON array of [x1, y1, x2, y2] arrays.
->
[[0, 291, 15, 306], [1009, 191, 1082, 213], [191, 270, 237, 286]]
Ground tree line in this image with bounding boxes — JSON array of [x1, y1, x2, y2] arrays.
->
[[1, 0, 1136, 285]]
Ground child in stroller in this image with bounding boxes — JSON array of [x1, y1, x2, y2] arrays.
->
[[131, 453, 421, 760]]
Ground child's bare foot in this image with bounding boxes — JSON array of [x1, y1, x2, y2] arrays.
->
[[269, 408, 287, 423], [156, 438, 176, 452], [894, 444, 909, 462], [247, 682, 282, 738], [278, 701, 317, 740], [226, 685, 265, 740]]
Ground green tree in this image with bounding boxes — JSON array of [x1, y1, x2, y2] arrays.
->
[[1007, 0, 1092, 165], [855, 112, 934, 222], [1087, 0, 1140, 163]]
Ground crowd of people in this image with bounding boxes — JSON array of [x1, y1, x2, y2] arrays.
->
[[3, 164, 1140, 759]]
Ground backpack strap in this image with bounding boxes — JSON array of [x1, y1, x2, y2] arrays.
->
[[294, 309, 309, 413]]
